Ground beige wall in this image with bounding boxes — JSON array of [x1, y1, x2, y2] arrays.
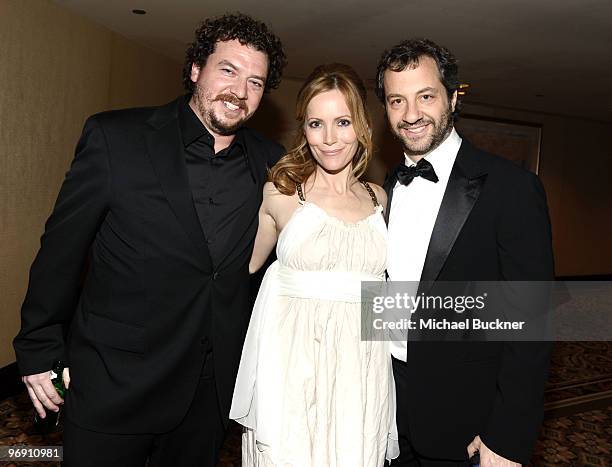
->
[[458, 103, 612, 277], [252, 79, 612, 277], [0, 0, 182, 368]]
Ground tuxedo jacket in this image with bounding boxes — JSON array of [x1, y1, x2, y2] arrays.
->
[[384, 139, 554, 464], [13, 96, 284, 433]]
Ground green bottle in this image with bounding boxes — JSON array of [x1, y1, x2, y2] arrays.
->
[[33, 360, 66, 434], [50, 360, 66, 399]]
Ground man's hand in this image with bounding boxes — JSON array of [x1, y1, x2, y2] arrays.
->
[[22, 367, 70, 418], [467, 435, 521, 467]]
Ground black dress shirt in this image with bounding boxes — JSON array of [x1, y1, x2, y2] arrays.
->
[[179, 97, 257, 267], [179, 97, 259, 353]]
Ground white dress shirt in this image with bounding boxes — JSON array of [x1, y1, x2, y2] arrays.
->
[[387, 128, 462, 361]]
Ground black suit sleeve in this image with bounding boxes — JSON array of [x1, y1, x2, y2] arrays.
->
[[249, 141, 285, 300], [267, 142, 285, 168], [13, 116, 110, 375], [482, 172, 554, 464]]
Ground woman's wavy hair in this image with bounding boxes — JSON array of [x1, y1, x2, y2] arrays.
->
[[270, 63, 373, 195], [182, 12, 286, 94]]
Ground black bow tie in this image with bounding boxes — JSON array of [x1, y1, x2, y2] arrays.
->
[[394, 159, 439, 186]]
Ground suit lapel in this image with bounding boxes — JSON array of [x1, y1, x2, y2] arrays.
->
[[145, 98, 212, 266], [383, 171, 397, 225], [419, 141, 487, 287]]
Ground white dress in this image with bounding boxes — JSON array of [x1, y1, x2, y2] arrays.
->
[[230, 182, 399, 467]]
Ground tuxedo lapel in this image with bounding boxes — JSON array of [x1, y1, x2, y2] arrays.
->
[[145, 99, 212, 266], [420, 141, 487, 287], [383, 171, 398, 225]]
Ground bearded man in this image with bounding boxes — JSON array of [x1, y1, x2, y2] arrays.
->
[[378, 39, 553, 467], [14, 13, 286, 467]]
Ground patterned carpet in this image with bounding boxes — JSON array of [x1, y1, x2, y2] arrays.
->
[[531, 407, 612, 466], [545, 342, 612, 415], [1, 342, 611, 466]]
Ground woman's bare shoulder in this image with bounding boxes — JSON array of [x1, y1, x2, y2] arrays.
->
[[263, 181, 299, 211], [366, 182, 388, 208]]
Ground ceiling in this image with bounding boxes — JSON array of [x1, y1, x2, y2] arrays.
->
[[54, 0, 612, 123]]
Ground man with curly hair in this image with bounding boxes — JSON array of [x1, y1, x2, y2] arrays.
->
[[14, 12, 286, 467]]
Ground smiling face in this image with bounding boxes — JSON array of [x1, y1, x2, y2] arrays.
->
[[304, 89, 359, 175], [383, 55, 457, 157], [190, 39, 269, 137]]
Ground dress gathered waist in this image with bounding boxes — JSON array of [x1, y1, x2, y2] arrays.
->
[[277, 264, 384, 303]]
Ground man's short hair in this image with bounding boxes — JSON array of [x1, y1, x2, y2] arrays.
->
[[375, 38, 461, 119], [182, 12, 287, 93]]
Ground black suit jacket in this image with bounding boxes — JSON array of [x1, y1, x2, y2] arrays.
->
[[384, 138, 554, 464], [13, 96, 284, 433]]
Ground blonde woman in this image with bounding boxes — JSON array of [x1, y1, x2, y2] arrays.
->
[[230, 63, 398, 466]]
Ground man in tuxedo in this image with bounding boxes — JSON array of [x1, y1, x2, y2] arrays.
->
[[378, 39, 554, 466], [14, 13, 286, 467]]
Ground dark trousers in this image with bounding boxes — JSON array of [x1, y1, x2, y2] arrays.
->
[[62, 352, 225, 467], [391, 357, 470, 467]]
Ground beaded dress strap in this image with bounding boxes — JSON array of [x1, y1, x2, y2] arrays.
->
[[361, 181, 380, 207], [296, 182, 306, 202]]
